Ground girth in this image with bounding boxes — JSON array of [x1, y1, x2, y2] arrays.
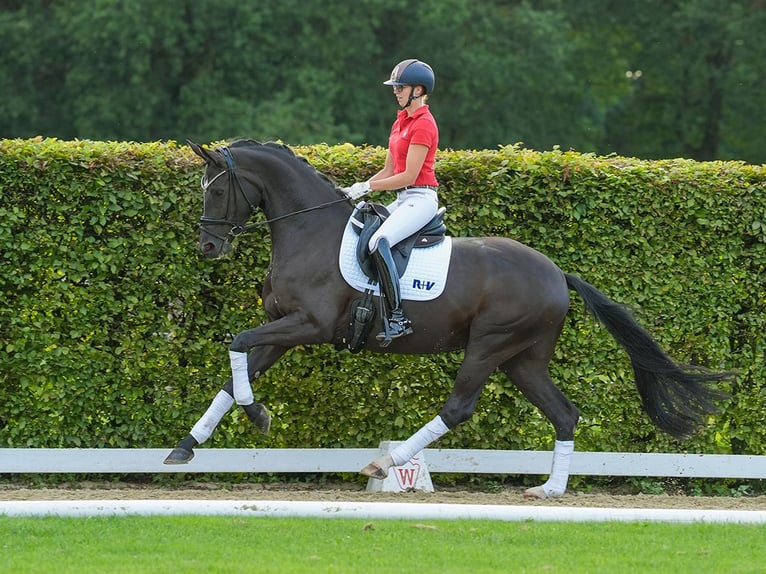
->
[[352, 202, 447, 282]]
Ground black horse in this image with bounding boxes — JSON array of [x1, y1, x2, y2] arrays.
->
[[164, 139, 731, 498]]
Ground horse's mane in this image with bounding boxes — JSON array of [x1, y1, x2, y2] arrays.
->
[[227, 139, 340, 190], [229, 138, 291, 154]]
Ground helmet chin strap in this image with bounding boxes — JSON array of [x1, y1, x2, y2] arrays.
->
[[400, 87, 423, 109]]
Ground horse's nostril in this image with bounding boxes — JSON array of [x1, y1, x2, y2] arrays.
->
[[200, 242, 214, 253]]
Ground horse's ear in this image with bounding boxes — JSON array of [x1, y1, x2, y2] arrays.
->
[[187, 139, 224, 167]]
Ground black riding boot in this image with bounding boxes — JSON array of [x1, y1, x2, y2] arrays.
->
[[372, 238, 413, 343]]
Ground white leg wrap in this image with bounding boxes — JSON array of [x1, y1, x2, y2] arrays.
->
[[389, 416, 450, 466], [190, 390, 234, 444], [540, 440, 574, 497], [229, 350, 254, 405]]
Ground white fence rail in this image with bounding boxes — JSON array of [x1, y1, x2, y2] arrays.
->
[[1, 448, 765, 479]]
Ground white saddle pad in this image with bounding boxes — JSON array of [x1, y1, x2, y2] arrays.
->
[[338, 215, 452, 302]]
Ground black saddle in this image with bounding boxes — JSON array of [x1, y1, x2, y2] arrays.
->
[[352, 202, 447, 282]]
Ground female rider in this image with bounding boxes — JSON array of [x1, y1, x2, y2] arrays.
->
[[342, 59, 440, 342]]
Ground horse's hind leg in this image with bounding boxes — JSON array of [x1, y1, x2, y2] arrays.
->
[[361, 352, 497, 479], [163, 346, 285, 464], [500, 350, 580, 499]]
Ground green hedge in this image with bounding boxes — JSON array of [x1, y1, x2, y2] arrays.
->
[[1, 138, 764, 458]]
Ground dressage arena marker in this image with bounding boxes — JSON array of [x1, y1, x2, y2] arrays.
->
[[364, 442, 434, 493], [2, 500, 765, 523]]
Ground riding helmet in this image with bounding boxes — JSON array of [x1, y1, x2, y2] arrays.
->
[[383, 59, 435, 94]]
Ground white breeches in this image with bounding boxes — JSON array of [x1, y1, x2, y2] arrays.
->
[[368, 187, 438, 252]]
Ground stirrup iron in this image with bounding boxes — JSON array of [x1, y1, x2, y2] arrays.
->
[[376, 309, 413, 346]]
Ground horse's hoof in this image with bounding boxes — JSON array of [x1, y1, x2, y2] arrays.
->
[[243, 402, 272, 434], [163, 448, 194, 465], [523, 486, 548, 499], [360, 461, 388, 480], [524, 485, 565, 499]]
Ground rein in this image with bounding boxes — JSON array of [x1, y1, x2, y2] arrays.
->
[[234, 197, 349, 234], [198, 146, 348, 241]]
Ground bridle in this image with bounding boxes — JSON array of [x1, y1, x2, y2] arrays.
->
[[198, 146, 348, 244], [198, 147, 257, 243]]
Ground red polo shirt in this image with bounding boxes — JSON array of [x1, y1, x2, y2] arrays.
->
[[388, 105, 439, 187]]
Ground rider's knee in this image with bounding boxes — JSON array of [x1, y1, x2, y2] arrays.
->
[[368, 236, 380, 253]]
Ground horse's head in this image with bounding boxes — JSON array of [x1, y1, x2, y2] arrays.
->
[[188, 140, 260, 258]]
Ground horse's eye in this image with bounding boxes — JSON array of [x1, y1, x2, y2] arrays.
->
[[202, 170, 228, 195]]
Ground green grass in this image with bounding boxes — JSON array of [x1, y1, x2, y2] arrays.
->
[[1, 516, 763, 573]]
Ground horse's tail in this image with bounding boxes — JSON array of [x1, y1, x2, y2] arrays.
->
[[564, 272, 733, 440]]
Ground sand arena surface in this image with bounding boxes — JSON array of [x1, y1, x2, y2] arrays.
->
[[2, 481, 764, 511]]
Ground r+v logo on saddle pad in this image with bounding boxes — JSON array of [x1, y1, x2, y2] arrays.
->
[[412, 279, 437, 291]]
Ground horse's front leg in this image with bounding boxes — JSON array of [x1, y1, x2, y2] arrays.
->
[[164, 311, 322, 464], [163, 345, 286, 464], [227, 308, 323, 415]]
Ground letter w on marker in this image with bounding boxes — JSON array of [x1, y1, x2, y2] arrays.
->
[[395, 467, 418, 489]]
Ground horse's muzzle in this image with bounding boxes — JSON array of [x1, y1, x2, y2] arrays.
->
[[198, 220, 236, 258], [199, 236, 232, 258]]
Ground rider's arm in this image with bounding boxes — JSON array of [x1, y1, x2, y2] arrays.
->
[[369, 150, 395, 183]]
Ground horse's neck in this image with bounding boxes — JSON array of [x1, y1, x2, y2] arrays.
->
[[265, 189, 350, 259], [248, 149, 350, 257], [267, 216, 343, 275]]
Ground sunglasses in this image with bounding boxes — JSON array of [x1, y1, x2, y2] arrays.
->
[[392, 85, 410, 93]]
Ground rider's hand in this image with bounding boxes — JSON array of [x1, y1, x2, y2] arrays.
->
[[341, 181, 371, 200]]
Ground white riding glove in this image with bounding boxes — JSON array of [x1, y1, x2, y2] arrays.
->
[[342, 181, 371, 200]]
